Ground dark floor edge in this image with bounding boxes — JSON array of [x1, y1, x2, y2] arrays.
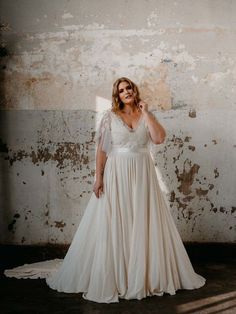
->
[[0, 242, 235, 274]]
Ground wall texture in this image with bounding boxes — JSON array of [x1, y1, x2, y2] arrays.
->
[[0, 0, 235, 244]]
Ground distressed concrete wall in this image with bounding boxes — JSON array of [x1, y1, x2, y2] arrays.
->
[[0, 0, 235, 244]]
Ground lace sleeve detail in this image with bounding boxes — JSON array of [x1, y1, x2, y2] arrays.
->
[[94, 109, 112, 156], [144, 109, 160, 145]]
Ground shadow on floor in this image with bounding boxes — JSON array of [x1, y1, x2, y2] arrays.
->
[[0, 244, 235, 314]]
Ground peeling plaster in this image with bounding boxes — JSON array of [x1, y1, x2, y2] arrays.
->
[[175, 159, 200, 195], [0, 109, 235, 244], [189, 109, 196, 118], [1, 1, 236, 244], [62, 13, 74, 20], [1, 19, 235, 111], [150, 109, 235, 242]]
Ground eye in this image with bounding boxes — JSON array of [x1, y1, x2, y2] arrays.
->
[[127, 86, 132, 90], [119, 89, 124, 93]]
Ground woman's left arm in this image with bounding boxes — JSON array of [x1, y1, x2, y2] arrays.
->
[[139, 101, 166, 145]]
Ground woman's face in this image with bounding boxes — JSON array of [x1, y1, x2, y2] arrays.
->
[[118, 81, 135, 105]]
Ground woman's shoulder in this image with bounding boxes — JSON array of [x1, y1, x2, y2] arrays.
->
[[100, 108, 115, 121], [101, 108, 112, 115], [97, 108, 113, 129]]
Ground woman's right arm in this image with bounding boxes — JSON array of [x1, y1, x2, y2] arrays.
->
[[93, 143, 108, 198]]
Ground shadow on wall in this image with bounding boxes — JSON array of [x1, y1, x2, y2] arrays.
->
[[0, 112, 23, 244], [0, 21, 12, 108], [0, 22, 17, 243]]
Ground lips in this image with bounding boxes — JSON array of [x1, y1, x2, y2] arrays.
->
[[125, 95, 132, 99]]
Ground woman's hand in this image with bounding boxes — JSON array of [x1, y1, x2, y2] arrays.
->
[[93, 178, 104, 198], [139, 101, 166, 144], [138, 100, 149, 114]]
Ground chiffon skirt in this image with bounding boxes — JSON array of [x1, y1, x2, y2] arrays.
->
[[44, 148, 206, 303]]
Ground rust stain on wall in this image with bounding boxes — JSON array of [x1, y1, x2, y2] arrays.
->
[[219, 207, 226, 213], [25, 75, 51, 88], [208, 184, 214, 190], [170, 190, 176, 202], [4, 141, 94, 170], [196, 187, 209, 196], [140, 63, 172, 111], [189, 109, 196, 118], [8, 213, 20, 233], [152, 128, 233, 238], [2, 71, 74, 109], [54, 221, 66, 231], [182, 195, 195, 202], [184, 136, 192, 142], [169, 135, 184, 147], [175, 159, 200, 195], [214, 168, 219, 178], [188, 145, 195, 151], [168, 135, 184, 153], [175, 197, 188, 211]]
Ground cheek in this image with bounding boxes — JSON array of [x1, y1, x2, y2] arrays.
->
[[119, 93, 125, 100]]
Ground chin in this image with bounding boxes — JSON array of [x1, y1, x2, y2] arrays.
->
[[124, 99, 134, 105]]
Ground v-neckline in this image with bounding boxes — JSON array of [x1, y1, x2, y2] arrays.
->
[[111, 111, 143, 132]]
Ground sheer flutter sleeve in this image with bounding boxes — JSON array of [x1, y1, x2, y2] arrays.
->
[[94, 109, 112, 156]]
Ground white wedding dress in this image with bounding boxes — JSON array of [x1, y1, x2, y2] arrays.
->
[[4, 109, 206, 303]]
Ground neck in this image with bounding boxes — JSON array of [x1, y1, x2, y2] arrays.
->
[[122, 103, 136, 114]]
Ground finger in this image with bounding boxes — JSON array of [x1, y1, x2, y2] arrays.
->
[[99, 188, 103, 197], [94, 188, 99, 198]]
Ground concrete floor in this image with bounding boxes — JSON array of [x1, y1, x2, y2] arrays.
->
[[1, 245, 235, 314]]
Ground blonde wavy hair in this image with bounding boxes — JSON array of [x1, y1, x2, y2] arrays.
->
[[111, 77, 141, 113]]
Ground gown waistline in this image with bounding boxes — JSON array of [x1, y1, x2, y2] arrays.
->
[[110, 147, 149, 154]]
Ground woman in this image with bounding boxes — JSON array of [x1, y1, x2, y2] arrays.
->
[[93, 77, 166, 199], [5, 77, 206, 303]]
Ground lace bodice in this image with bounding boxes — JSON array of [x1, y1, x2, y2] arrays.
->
[[95, 109, 152, 156]]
